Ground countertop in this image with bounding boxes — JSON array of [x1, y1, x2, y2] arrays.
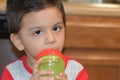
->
[[63, 3, 120, 17]]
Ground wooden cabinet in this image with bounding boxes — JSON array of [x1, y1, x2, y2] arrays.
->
[[63, 15, 120, 80]]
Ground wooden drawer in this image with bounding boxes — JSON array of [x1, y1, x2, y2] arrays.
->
[[63, 15, 120, 80]]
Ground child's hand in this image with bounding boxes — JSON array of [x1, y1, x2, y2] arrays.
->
[[30, 70, 54, 80], [56, 72, 68, 80], [30, 59, 54, 80], [30, 59, 68, 80]]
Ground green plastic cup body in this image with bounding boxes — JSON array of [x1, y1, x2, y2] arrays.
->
[[38, 55, 65, 76], [36, 48, 65, 77]]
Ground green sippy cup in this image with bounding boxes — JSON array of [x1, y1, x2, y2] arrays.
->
[[36, 48, 65, 77]]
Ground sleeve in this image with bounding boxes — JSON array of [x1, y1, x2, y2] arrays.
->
[[76, 69, 88, 80], [0, 67, 13, 80]]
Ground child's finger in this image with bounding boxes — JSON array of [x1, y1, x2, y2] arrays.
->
[[33, 59, 41, 74], [31, 70, 54, 80], [31, 71, 54, 80], [38, 70, 54, 76], [56, 72, 68, 80]]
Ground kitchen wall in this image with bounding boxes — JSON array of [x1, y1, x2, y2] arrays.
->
[[63, 0, 120, 3]]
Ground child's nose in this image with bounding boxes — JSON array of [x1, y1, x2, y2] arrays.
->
[[45, 31, 56, 44]]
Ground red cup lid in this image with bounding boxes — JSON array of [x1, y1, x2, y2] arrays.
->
[[36, 48, 64, 60]]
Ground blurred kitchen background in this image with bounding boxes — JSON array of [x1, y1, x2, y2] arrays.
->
[[63, 0, 120, 3], [0, 0, 120, 80]]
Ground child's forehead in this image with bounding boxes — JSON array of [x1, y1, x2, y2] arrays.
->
[[24, 5, 61, 19], [20, 7, 63, 29], [23, 7, 61, 19]]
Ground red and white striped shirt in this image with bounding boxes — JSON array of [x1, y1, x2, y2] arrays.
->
[[1, 55, 88, 80]]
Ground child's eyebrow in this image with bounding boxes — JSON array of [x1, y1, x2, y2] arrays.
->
[[28, 21, 64, 31], [28, 26, 42, 31], [54, 21, 63, 26]]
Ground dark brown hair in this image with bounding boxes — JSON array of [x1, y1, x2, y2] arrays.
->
[[7, 0, 66, 33]]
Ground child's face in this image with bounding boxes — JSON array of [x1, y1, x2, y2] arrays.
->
[[11, 7, 65, 60]]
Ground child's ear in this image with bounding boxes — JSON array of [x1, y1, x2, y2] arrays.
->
[[10, 33, 24, 51]]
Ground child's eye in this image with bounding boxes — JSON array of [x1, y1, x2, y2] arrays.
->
[[53, 26, 61, 32], [34, 30, 42, 35]]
